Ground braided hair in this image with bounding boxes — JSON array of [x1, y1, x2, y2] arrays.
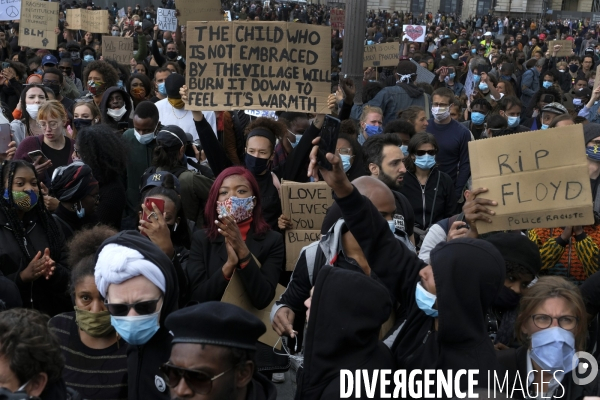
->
[[0, 160, 64, 263]]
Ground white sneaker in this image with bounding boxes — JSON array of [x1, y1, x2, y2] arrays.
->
[[272, 372, 285, 383]]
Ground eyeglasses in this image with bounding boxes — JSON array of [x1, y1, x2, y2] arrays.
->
[[37, 121, 60, 129], [104, 295, 162, 316], [159, 363, 233, 395], [43, 79, 60, 85], [337, 148, 352, 155], [531, 314, 578, 330], [415, 150, 437, 156]]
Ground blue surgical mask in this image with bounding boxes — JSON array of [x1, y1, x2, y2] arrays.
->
[[388, 220, 395, 234], [110, 311, 160, 345], [473, 75, 481, 83], [367, 40, 374, 45], [415, 282, 438, 317], [364, 124, 383, 137], [415, 154, 436, 170], [157, 82, 167, 96], [541, 123, 549, 130], [471, 111, 486, 125], [74, 202, 85, 218], [448, 73, 456, 79], [501, 75, 511, 80], [339, 58, 343, 64], [117, 80, 123, 88], [479, 82, 488, 91], [573, 98, 583, 106], [530, 327, 577, 374], [400, 145, 409, 156], [288, 132, 302, 149], [83, 55, 94, 62], [542, 81, 553, 88], [471, 48, 477, 54], [340, 154, 352, 172], [451, 53, 459, 59], [507, 116, 520, 127], [134, 129, 155, 145]]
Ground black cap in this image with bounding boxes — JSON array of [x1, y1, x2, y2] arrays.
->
[[140, 171, 181, 194], [584, 123, 600, 145], [165, 73, 185, 98], [156, 125, 186, 148], [165, 302, 266, 350], [485, 232, 541, 276]]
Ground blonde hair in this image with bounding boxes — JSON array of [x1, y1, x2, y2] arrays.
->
[[38, 100, 68, 123], [360, 105, 383, 124], [515, 276, 587, 351]]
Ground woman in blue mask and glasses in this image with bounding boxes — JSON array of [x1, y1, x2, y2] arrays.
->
[[499, 276, 593, 399], [398, 133, 456, 248]]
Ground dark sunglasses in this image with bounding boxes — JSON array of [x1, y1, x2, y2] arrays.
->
[[415, 150, 437, 156], [159, 363, 232, 395], [104, 295, 162, 316]]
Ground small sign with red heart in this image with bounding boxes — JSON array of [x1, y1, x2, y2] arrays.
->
[[403, 25, 426, 42]]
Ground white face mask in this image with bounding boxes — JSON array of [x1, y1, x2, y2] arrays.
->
[[107, 105, 127, 121], [431, 106, 450, 122], [26, 104, 40, 119]]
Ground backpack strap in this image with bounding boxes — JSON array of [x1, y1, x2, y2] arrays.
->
[[303, 242, 319, 286], [271, 172, 281, 197]]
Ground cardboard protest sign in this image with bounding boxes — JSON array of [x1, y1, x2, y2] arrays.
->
[[0, 0, 20, 21], [178, 0, 222, 25], [469, 125, 594, 234], [66, 9, 109, 33], [222, 269, 285, 348], [19, 0, 58, 49], [157, 8, 177, 32], [280, 181, 334, 270], [551, 39, 574, 57], [102, 36, 133, 65], [186, 21, 331, 113], [330, 8, 344, 29], [364, 42, 400, 68], [403, 25, 426, 42]]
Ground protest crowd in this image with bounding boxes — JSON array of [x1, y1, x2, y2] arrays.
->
[[4, 0, 600, 399]]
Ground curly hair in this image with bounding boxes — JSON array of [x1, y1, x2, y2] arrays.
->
[[75, 124, 127, 185], [244, 117, 287, 144], [0, 161, 63, 262], [0, 309, 64, 386], [83, 60, 120, 90], [67, 225, 117, 295]]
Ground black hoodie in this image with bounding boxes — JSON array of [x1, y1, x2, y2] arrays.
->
[[99, 86, 133, 132], [335, 187, 506, 396], [95, 230, 179, 400], [295, 265, 394, 400]]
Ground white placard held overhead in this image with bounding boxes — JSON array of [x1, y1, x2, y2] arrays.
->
[[0, 0, 20, 21], [157, 8, 177, 32]]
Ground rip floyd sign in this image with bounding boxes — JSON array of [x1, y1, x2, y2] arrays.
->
[[281, 180, 334, 270], [185, 21, 331, 113], [469, 125, 594, 234]]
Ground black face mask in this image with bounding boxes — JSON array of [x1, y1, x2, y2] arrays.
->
[[59, 52, 70, 60], [166, 51, 178, 60], [517, 58, 525, 64], [493, 285, 521, 309], [245, 153, 270, 175], [73, 118, 93, 131]]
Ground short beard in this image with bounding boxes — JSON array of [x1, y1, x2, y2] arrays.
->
[[378, 170, 402, 190]]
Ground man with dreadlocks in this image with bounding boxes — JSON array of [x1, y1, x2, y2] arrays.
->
[[364, 59, 431, 125], [0, 160, 70, 317]]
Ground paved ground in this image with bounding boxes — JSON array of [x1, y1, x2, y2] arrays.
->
[[274, 370, 296, 400]]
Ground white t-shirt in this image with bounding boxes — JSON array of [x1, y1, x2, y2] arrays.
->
[[155, 98, 216, 141]]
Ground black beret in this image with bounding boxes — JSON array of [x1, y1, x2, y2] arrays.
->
[[485, 232, 541, 276], [165, 302, 266, 350]]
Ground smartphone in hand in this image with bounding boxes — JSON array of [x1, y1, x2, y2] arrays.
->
[[142, 197, 165, 221], [317, 115, 341, 171], [28, 150, 48, 164]]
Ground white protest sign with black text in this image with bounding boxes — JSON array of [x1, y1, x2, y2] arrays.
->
[[157, 8, 177, 32]]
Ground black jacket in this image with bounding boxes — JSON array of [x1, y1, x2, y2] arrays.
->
[[99, 87, 133, 132], [195, 118, 322, 230], [399, 167, 456, 230], [335, 187, 506, 396], [187, 224, 284, 309], [497, 345, 598, 399], [0, 209, 70, 317], [247, 372, 278, 400], [95, 231, 179, 400], [295, 265, 394, 399]]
